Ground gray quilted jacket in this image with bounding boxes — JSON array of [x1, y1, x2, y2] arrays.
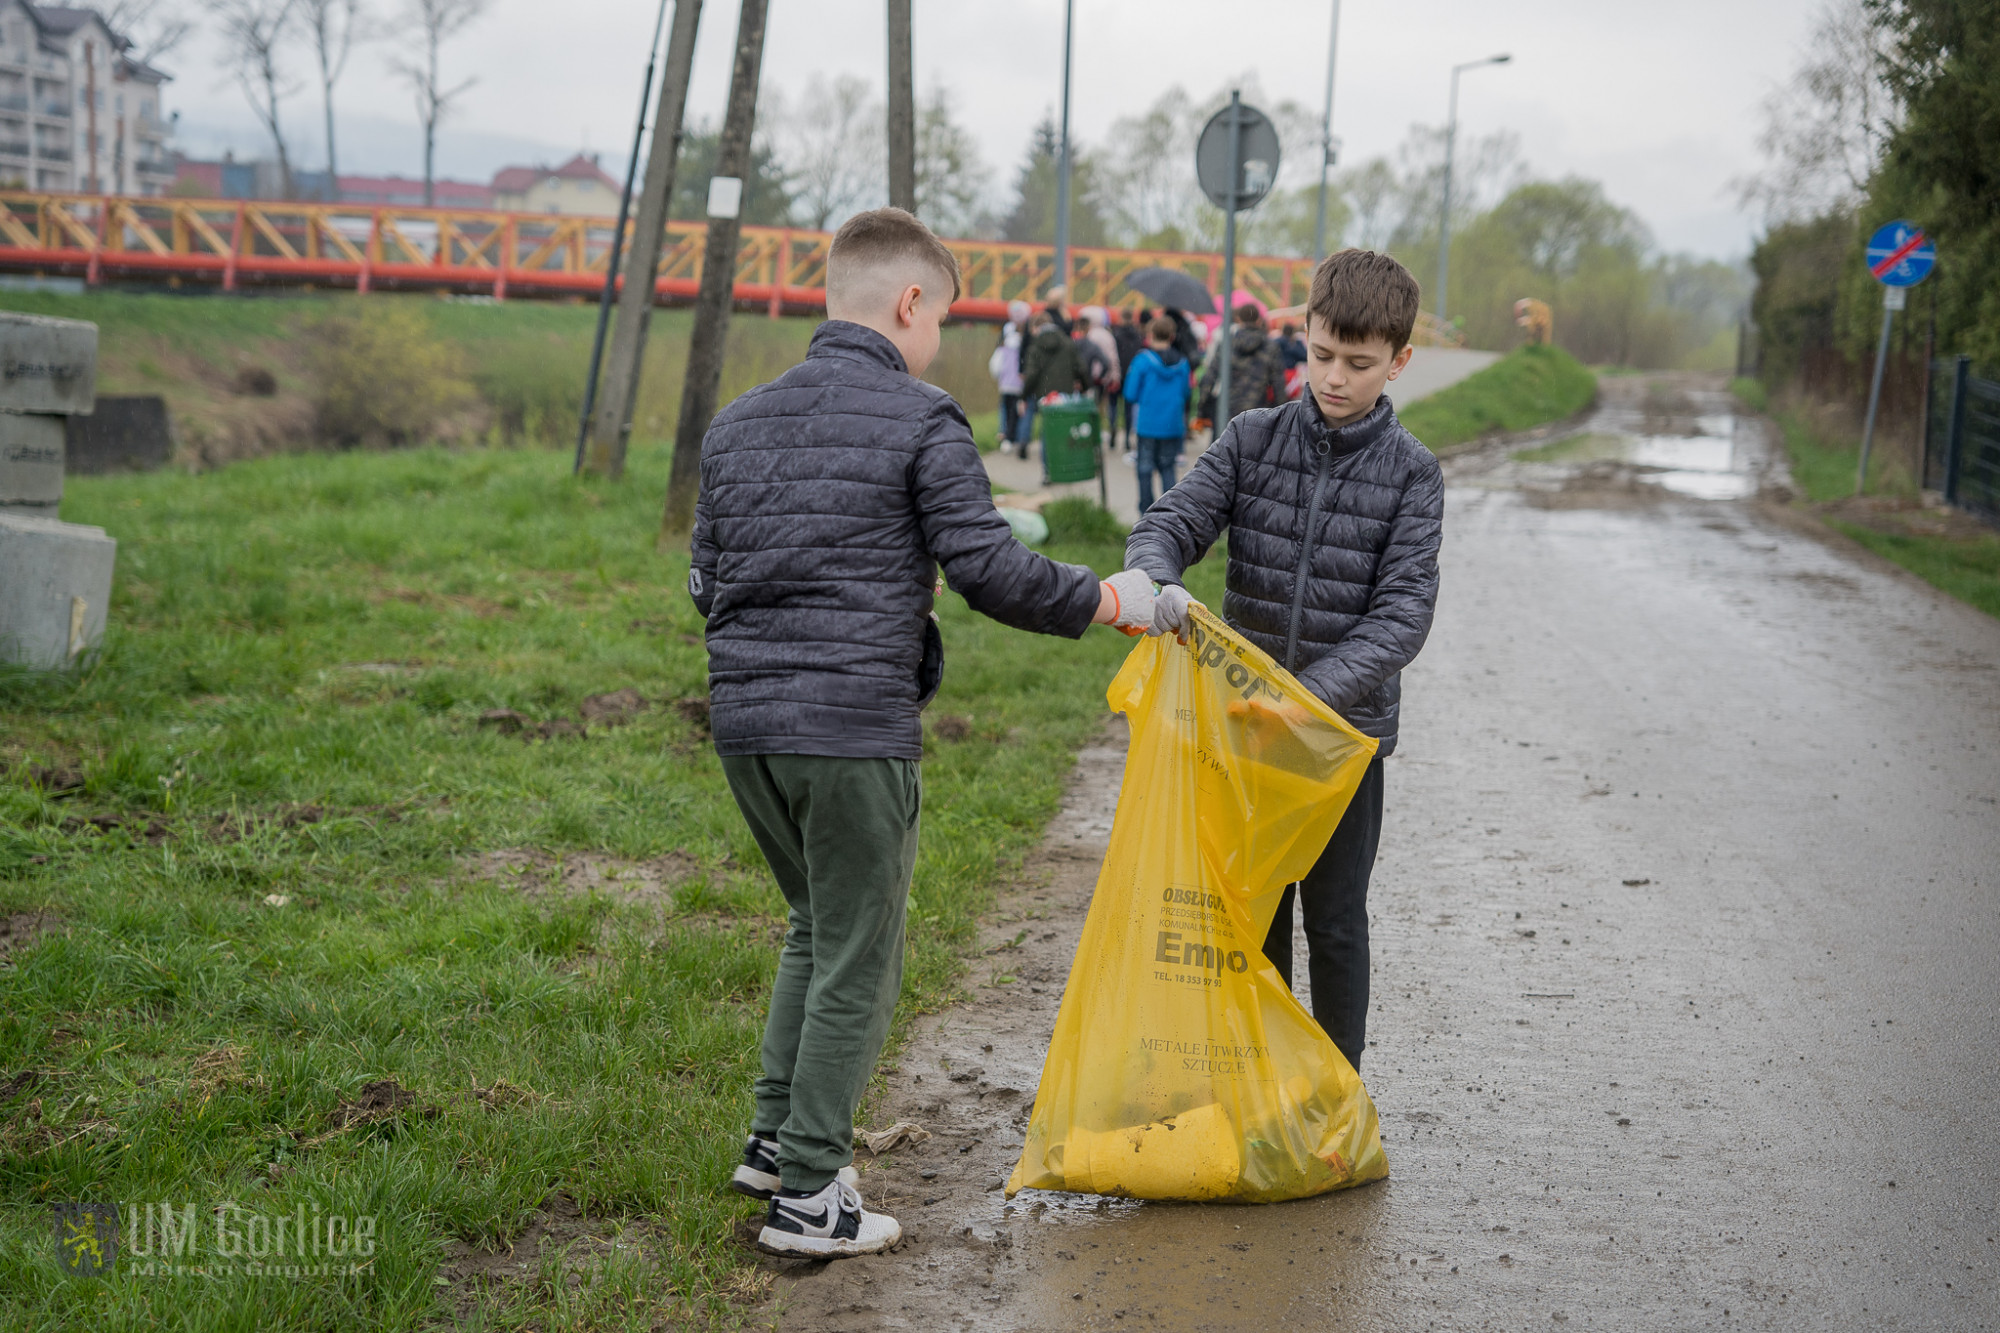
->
[[690, 321, 1103, 760], [1125, 393, 1443, 756]]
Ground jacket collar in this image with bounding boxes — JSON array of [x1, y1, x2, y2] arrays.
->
[[1302, 390, 1396, 458], [809, 320, 910, 375]]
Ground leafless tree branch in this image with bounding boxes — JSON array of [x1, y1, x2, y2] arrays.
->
[[206, 0, 301, 196], [298, 0, 365, 193], [389, 0, 489, 205]]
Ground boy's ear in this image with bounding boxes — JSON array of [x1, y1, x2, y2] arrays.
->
[[1386, 344, 1416, 379]]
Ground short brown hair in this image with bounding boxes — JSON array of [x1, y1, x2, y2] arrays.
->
[[1147, 316, 1175, 341], [1234, 302, 1261, 325], [1307, 248, 1420, 350], [827, 207, 962, 305]]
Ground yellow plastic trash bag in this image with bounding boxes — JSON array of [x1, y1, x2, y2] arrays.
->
[[1006, 605, 1389, 1203]]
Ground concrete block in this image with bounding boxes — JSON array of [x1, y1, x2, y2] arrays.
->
[[0, 312, 97, 416], [0, 412, 65, 512], [0, 511, 115, 669], [67, 396, 172, 474]]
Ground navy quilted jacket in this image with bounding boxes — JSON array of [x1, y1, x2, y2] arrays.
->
[[690, 321, 1103, 759], [1124, 392, 1443, 756]]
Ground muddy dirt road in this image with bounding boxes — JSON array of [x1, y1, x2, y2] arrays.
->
[[765, 376, 2000, 1331]]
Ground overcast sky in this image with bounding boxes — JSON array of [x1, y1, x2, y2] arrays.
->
[[167, 0, 1819, 260]]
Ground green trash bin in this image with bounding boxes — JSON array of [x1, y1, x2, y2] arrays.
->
[[1038, 399, 1102, 485]]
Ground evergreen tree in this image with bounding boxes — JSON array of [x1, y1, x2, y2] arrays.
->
[[670, 121, 795, 227], [1001, 115, 1107, 248]]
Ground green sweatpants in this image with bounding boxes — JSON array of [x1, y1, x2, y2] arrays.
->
[[720, 753, 922, 1192]]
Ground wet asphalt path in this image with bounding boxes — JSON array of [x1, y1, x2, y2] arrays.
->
[[772, 379, 2000, 1331]]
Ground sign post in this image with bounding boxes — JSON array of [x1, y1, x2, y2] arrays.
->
[[1856, 220, 1936, 496], [1195, 95, 1280, 440]]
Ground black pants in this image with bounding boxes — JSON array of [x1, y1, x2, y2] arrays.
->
[[1260, 756, 1384, 1071]]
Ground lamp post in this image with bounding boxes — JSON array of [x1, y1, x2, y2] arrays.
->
[[1311, 0, 1341, 262], [1436, 52, 1509, 323], [1052, 0, 1074, 298]]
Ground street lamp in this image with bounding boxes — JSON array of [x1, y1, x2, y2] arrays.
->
[[1436, 53, 1510, 324], [1052, 0, 1075, 298], [1311, 0, 1341, 262]]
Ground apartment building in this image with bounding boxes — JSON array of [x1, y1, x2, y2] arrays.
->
[[0, 2, 171, 195]]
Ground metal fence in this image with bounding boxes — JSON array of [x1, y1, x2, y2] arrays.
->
[[1925, 355, 2000, 525]]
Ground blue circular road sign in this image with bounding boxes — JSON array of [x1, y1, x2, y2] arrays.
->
[[1865, 220, 1936, 287]]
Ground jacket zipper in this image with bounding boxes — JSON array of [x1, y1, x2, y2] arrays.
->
[[1283, 440, 1335, 672]]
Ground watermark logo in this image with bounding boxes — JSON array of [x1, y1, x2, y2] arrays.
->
[[51, 1200, 377, 1279], [54, 1202, 119, 1278]]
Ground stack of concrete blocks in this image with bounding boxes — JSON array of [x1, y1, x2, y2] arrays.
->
[[0, 311, 117, 670]]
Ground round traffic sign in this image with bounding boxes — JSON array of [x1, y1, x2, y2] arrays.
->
[[1864, 220, 1936, 287], [1196, 102, 1282, 213]]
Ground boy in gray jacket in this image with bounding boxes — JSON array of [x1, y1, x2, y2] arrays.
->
[[1125, 249, 1443, 1074], [690, 208, 1154, 1258]]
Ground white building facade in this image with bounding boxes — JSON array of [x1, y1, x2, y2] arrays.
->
[[0, 3, 170, 195]]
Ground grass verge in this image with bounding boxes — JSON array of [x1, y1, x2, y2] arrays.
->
[[0, 445, 1146, 1329], [0, 289, 1005, 463], [1399, 343, 1598, 451], [1728, 378, 2000, 620]]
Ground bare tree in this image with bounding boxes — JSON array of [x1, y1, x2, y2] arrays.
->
[[104, 0, 193, 65], [1338, 157, 1402, 251], [207, 0, 300, 197], [1094, 79, 1338, 252], [914, 85, 989, 236], [1096, 87, 1195, 245], [390, 0, 489, 206], [1737, 0, 1899, 224], [299, 0, 364, 198], [779, 73, 883, 229]]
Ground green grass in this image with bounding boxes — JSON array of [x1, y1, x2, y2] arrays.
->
[[1730, 378, 1999, 620], [1399, 343, 1598, 451], [0, 445, 1166, 1329], [1727, 376, 1769, 414], [1831, 522, 2000, 618], [1764, 401, 1914, 503]]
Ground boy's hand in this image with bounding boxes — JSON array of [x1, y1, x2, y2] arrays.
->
[[1149, 584, 1197, 642], [1096, 569, 1157, 635]]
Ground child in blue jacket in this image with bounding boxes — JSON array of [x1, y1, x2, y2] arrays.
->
[[1121, 315, 1193, 513]]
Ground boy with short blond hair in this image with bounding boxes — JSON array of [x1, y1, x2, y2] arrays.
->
[[691, 207, 1154, 1259], [1124, 248, 1443, 1074]]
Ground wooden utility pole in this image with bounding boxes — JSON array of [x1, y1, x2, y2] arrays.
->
[[581, 0, 703, 479], [659, 0, 770, 545], [886, 0, 916, 212]]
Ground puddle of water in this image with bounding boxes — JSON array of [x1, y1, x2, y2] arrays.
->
[[1514, 421, 1758, 500]]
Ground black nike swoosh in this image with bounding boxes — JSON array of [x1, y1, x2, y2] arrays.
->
[[779, 1204, 828, 1227]]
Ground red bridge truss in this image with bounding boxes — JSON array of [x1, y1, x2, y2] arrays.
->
[[0, 192, 1463, 345]]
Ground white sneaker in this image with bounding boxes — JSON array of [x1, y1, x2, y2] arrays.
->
[[756, 1177, 901, 1259], [729, 1133, 859, 1201]]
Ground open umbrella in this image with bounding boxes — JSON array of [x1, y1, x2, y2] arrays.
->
[[1120, 267, 1217, 316]]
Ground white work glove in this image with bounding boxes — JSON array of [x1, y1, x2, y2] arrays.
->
[[1097, 568, 1157, 636], [1149, 583, 1196, 640]]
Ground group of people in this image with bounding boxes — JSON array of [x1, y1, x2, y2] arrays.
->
[[692, 207, 1437, 1259], [989, 287, 1315, 514]]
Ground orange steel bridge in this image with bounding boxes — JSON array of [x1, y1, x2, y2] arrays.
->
[[0, 192, 1464, 345]]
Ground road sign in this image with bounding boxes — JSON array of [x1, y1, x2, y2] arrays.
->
[[1196, 102, 1281, 212], [1856, 221, 1934, 495], [1864, 220, 1935, 287]]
